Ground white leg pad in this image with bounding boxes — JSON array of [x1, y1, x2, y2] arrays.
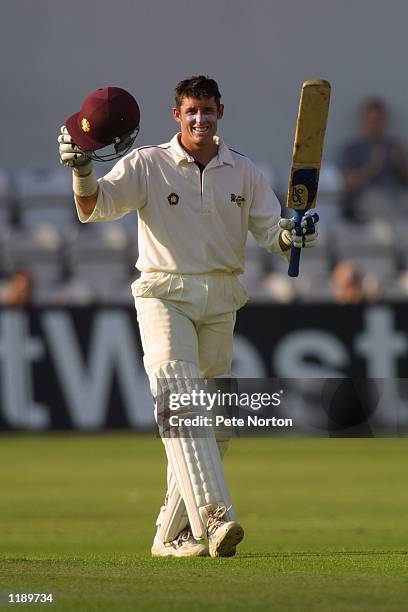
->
[[163, 435, 235, 540], [153, 361, 236, 541], [156, 464, 189, 542], [157, 439, 230, 543]]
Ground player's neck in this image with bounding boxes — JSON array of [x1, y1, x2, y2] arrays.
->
[[179, 136, 218, 166]]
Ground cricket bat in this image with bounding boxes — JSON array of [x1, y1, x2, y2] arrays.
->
[[286, 80, 331, 277]]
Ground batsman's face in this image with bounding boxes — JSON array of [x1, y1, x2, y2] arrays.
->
[[173, 96, 224, 149]]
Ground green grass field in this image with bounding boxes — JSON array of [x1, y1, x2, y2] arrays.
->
[[0, 434, 407, 611]]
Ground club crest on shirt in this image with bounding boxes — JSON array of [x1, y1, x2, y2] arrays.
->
[[230, 193, 245, 207], [167, 192, 179, 206]]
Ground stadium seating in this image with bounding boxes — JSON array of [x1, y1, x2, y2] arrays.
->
[[64, 223, 135, 303], [0, 162, 407, 305], [15, 167, 76, 229], [0, 224, 64, 303], [0, 168, 12, 226]]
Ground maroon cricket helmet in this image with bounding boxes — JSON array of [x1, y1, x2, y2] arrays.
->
[[65, 87, 140, 152]]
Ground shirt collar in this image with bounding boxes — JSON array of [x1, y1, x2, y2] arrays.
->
[[169, 133, 235, 167]]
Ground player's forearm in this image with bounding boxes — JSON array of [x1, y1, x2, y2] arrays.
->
[[344, 148, 386, 191], [76, 189, 99, 214], [398, 168, 408, 185], [344, 166, 376, 190], [394, 145, 408, 185], [72, 165, 99, 215]]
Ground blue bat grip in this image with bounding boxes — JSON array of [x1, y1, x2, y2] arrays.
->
[[287, 209, 304, 278]]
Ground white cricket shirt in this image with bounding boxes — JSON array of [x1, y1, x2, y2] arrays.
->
[[76, 134, 285, 274]]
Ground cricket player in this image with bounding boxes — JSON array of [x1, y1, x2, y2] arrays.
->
[[58, 76, 318, 557]]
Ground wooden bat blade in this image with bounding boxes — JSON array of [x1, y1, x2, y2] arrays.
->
[[286, 79, 331, 278], [287, 80, 331, 212]]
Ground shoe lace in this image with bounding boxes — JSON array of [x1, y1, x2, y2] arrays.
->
[[207, 505, 231, 538], [173, 527, 192, 548]]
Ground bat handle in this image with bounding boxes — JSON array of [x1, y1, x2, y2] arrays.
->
[[287, 209, 304, 278]]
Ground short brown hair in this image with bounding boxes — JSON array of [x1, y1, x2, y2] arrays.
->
[[174, 75, 221, 109], [361, 98, 386, 115]]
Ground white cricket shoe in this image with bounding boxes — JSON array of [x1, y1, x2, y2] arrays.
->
[[203, 504, 244, 557], [151, 527, 209, 557]]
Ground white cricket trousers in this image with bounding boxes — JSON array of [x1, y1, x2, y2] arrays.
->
[[132, 271, 247, 379]]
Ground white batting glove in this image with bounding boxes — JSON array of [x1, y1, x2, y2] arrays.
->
[[279, 212, 319, 248], [58, 125, 92, 171]]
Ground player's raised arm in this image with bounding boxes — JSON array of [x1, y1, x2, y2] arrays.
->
[[59, 125, 99, 214], [58, 87, 142, 221], [248, 164, 319, 263]]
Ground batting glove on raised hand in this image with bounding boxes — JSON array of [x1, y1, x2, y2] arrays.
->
[[279, 212, 319, 248], [58, 125, 92, 170]]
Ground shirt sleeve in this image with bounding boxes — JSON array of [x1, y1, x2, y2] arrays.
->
[[75, 149, 148, 223], [248, 167, 289, 259]]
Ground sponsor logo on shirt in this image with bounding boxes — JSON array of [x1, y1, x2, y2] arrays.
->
[[167, 193, 179, 206], [230, 194, 245, 207]]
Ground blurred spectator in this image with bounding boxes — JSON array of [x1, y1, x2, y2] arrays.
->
[[338, 98, 408, 221], [0, 269, 33, 306], [331, 259, 382, 304]]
